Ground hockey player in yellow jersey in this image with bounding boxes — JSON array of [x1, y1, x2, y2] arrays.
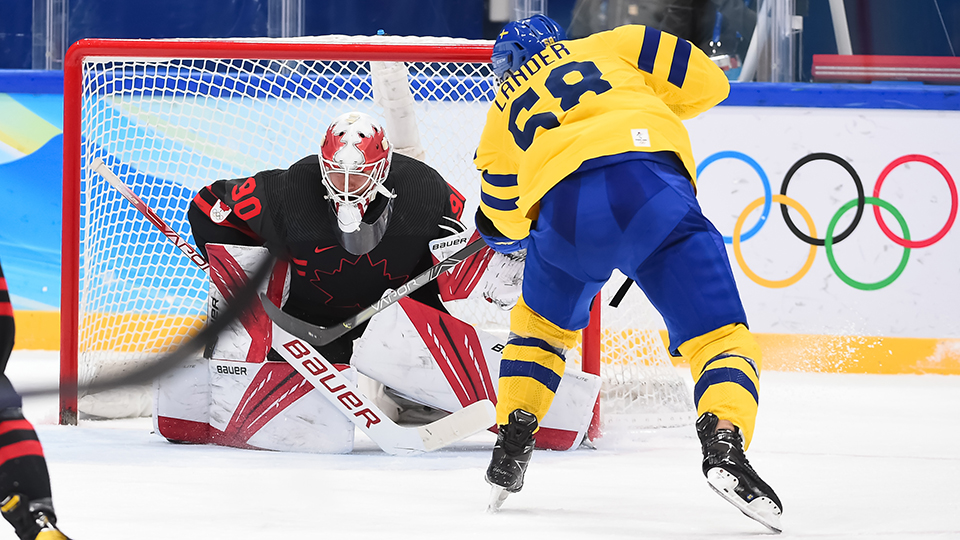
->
[[476, 15, 782, 532]]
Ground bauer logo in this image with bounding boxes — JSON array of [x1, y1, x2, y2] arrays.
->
[[430, 236, 467, 251], [631, 129, 651, 147], [216, 365, 248, 376], [282, 339, 382, 428]]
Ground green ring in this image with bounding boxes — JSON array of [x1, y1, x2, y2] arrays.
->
[[825, 197, 910, 291]]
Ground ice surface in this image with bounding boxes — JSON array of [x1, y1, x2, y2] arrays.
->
[[6, 350, 960, 539]]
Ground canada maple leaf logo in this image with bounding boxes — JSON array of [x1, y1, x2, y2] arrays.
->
[[309, 255, 409, 308]]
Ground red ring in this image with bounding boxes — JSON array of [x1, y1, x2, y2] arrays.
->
[[872, 154, 958, 248]]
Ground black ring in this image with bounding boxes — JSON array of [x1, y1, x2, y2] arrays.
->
[[780, 153, 865, 246]]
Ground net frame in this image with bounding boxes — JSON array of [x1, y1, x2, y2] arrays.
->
[[61, 36, 694, 436]]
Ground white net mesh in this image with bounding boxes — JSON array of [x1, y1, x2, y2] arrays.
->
[[70, 36, 693, 432]]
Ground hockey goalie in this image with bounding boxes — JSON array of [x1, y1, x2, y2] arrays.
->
[[155, 102, 600, 454]]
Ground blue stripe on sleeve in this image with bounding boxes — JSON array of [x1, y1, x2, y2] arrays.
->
[[500, 359, 563, 393], [668, 38, 692, 87], [693, 367, 759, 407], [481, 191, 519, 211], [638, 27, 662, 74], [482, 171, 518, 188]]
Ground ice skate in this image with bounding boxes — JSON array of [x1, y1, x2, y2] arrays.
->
[[485, 409, 537, 512], [696, 413, 783, 533], [1, 495, 71, 540]]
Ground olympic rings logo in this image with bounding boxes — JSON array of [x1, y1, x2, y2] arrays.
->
[[697, 151, 958, 291]]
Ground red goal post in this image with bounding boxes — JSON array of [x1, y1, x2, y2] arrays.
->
[[61, 36, 693, 436]]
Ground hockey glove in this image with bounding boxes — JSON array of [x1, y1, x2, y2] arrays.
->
[[475, 208, 528, 254]]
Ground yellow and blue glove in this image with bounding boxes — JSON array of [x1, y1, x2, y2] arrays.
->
[[475, 208, 528, 254]]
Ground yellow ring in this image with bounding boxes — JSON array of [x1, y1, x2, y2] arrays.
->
[[733, 194, 817, 288]]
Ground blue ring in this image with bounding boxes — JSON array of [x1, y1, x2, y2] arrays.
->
[[697, 151, 772, 243]]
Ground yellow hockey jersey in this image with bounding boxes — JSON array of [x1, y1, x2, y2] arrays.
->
[[475, 24, 730, 240]]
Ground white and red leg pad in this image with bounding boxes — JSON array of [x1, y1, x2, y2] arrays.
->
[[154, 244, 355, 453], [352, 298, 601, 451]]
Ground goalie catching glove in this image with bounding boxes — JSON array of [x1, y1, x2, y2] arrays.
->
[[429, 229, 524, 311]]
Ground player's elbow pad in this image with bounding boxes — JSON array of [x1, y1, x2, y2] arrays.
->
[[475, 207, 528, 254]]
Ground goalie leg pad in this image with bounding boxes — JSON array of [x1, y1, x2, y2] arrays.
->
[[209, 359, 355, 453], [157, 244, 355, 453], [154, 354, 211, 443], [352, 298, 598, 450], [353, 298, 499, 414], [156, 243, 285, 443]]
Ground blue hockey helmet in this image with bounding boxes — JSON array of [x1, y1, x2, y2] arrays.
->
[[491, 14, 567, 79]]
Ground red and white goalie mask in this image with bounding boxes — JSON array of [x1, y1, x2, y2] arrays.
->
[[320, 112, 395, 235]]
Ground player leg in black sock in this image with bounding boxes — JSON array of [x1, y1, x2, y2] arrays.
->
[[0, 261, 70, 540]]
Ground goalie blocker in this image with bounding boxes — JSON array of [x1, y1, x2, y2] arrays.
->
[[156, 243, 600, 453]]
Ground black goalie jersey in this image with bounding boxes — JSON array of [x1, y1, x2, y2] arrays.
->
[[189, 153, 467, 355]]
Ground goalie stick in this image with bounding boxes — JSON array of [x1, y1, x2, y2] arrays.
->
[[271, 324, 495, 455], [22, 253, 273, 401], [260, 237, 486, 347], [91, 157, 210, 272], [93, 158, 495, 453]]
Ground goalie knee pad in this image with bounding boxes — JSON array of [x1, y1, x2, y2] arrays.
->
[[353, 297, 599, 451], [679, 323, 761, 448]]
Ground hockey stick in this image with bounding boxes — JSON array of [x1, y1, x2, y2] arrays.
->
[[20, 252, 273, 399], [260, 237, 486, 347], [91, 157, 210, 272], [609, 277, 634, 308], [92, 159, 495, 453], [271, 323, 495, 455]]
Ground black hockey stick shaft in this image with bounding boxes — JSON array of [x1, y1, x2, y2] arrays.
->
[[609, 277, 634, 308], [260, 237, 487, 347]]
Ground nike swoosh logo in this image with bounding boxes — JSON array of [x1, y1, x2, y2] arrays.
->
[[315, 246, 336, 253]]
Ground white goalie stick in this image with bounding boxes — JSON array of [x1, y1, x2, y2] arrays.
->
[[272, 324, 495, 455], [89, 158, 496, 454], [91, 158, 210, 272]]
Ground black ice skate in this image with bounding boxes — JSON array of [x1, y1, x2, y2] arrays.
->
[[485, 409, 537, 512], [697, 412, 783, 533], [1, 494, 70, 540]]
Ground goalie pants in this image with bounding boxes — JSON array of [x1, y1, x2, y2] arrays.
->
[[497, 152, 763, 447]]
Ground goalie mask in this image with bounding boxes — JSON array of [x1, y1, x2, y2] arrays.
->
[[320, 112, 396, 255]]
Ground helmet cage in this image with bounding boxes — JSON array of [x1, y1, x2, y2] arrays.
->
[[319, 112, 393, 218], [320, 154, 389, 210]]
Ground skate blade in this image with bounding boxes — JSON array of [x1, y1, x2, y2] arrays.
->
[[706, 468, 782, 534], [487, 485, 511, 513]]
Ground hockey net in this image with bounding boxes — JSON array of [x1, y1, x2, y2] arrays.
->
[[61, 36, 694, 436]]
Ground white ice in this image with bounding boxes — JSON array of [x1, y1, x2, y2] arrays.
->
[[7, 350, 960, 539]]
